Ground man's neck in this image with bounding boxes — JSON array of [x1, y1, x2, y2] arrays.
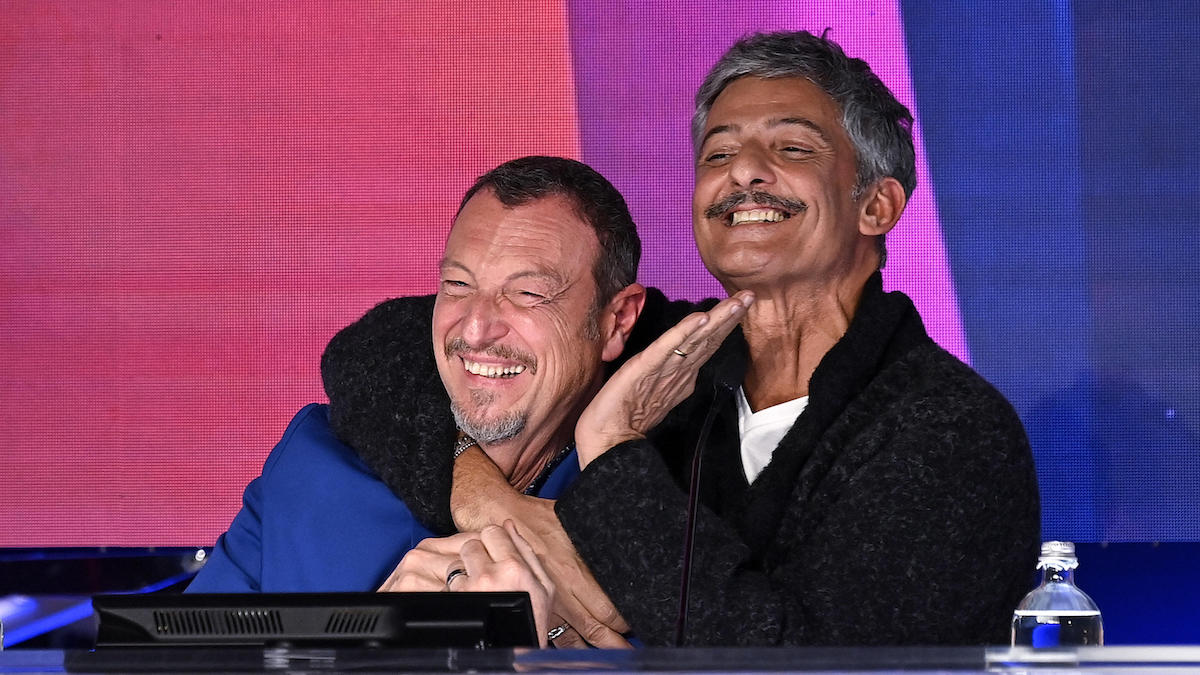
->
[[484, 427, 575, 493], [738, 271, 869, 411]]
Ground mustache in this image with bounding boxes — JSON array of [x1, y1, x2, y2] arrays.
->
[[703, 191, 809, 220], [445, 337, 538, 373]]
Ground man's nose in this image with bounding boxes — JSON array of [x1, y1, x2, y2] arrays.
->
[[728, 144, 776, 189], [459, 294, 510, 347]]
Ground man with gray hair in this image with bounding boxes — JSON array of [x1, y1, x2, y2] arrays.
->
[[558, 29, 1038, 645], [689, 30, 916, 269], [329, 31, 1039, 646]]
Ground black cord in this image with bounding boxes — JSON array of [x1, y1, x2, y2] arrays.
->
[[674, 378, 734, 646]]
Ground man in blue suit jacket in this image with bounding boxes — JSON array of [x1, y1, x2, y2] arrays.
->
[[189, 157, 648, 600], [188, 156, 749, 646], [186, 156, 661, 646]]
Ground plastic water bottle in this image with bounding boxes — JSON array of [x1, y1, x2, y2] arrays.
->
[[1011, 541, 1103, 647]]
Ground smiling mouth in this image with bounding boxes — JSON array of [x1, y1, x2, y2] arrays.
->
[[461, 358, 526, 379], [706, 191, 807, 227], [729, 208, 789, 226]]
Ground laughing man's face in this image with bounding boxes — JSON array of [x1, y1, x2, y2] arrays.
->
[[432, 189, 605, 449], [693, 75, 866, 291]]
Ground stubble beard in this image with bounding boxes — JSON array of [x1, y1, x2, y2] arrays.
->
[[450, 388, 527, 444]]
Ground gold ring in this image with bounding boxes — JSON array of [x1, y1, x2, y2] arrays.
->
[[672, 348, 689, 358]]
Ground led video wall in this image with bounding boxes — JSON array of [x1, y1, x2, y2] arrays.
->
[[2, 0, 1197, 546]]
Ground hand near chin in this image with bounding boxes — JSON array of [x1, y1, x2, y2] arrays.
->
[[575, 291, 754, 468]]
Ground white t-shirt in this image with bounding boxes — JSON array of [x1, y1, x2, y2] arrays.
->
[[735, 386, 808, 484]]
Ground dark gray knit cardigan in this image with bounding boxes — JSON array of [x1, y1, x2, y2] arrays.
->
[[556, 274, 1040, 646], [321, 275, 1039, 647]]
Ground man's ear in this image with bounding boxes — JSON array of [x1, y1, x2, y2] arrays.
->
[[599, 283, 647, 362], [857, 176, 907, 237]]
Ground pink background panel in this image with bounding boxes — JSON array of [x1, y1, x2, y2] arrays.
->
[[1, 0, 581, 546], [1, 0, 961, 547]]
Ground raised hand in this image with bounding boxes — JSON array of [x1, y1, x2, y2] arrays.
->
[[575, 291, 754, 468]]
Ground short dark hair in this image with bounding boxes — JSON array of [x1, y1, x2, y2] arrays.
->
[[458, 156, 640, 306], [693, 31, 916, 200]]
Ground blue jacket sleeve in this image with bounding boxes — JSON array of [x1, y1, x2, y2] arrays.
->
[[185, 477, 266, 592], [185, 404, 321, 593], [186, 403, 437, 592]]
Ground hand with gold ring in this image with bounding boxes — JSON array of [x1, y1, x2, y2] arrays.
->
[[575, 290, 754, 468]]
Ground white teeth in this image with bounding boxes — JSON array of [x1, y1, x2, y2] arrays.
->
[[462, 359, 526, 378], [729, 208, 786, 226]]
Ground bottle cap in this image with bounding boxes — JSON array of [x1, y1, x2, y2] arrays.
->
[[1040, 541, 1075, 557], [1036, 540, 1080, 571]]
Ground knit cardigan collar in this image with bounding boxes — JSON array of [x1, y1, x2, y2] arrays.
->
[[698, 271, 933, 553]]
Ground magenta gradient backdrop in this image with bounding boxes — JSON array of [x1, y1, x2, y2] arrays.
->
[[1, 1, 959, 546]]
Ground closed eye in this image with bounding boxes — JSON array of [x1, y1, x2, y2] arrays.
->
[[703, 150, 733, 165], [518, 285, 549, 302], [440, 279, 471, 296], [511, 290, 549, 307]]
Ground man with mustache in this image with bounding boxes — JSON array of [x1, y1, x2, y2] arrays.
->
[[334, 31, 1040, 646], [558, 31, 1040, 644]]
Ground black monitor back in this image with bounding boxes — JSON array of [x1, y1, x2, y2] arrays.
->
[[92, 592, 537, 649]]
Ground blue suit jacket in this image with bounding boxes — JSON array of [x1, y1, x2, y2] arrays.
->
[[187, 403, 580, 592]]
